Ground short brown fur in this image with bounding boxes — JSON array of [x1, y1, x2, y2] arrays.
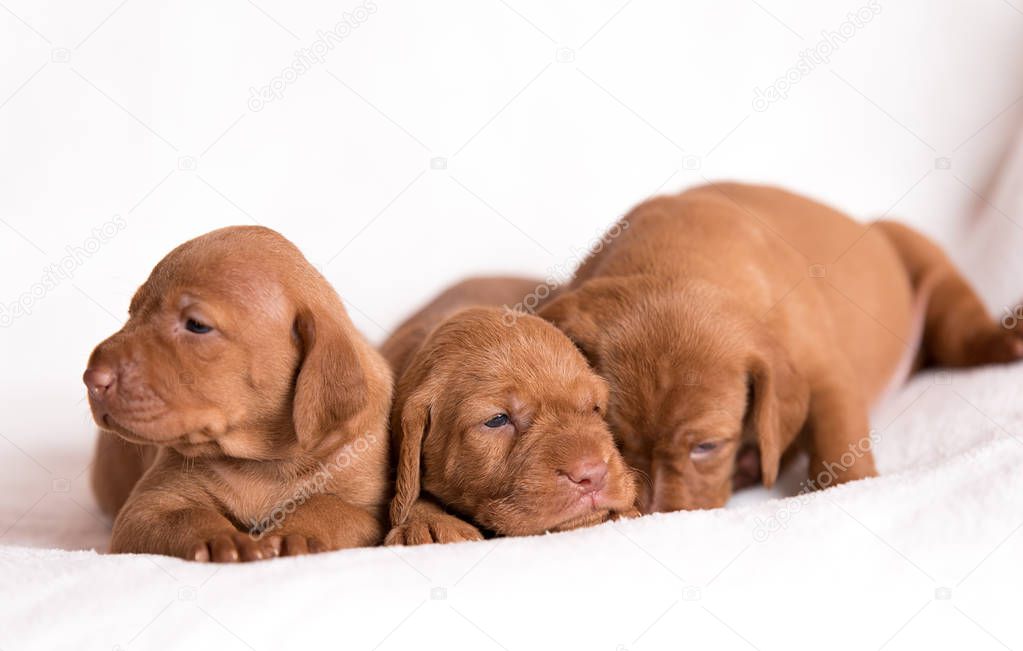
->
[[381, 277, 637, 545], [540, 183, 1023, 512], [85, 226, 392, 562]]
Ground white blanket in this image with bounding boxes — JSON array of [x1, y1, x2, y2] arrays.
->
[[3, 360, 1023, 650]]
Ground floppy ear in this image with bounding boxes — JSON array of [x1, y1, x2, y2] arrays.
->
[[536, 278, 621, 364], [744, 330, 809, 487], [291, 307, 367, 449], [389, 387, 431, 527]]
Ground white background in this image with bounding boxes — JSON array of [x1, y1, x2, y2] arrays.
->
[[2, 1, 1023, 649]]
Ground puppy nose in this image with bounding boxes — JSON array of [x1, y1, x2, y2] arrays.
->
[[84, 366, 116, 399], [561, 457, 608, 493]]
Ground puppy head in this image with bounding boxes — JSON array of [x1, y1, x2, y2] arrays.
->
[[390, 307, 636, 536], [83, 226, 367, 459], [540, 278, 809, 512]]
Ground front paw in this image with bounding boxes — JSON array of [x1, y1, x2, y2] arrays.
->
[[188, 531, 325, 562], [385, 518, 483, 546], [188, 531, 281, 563]]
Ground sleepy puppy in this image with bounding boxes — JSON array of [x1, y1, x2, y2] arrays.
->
[[84, 226, 392, 561], [381, 277, 637, 545], [540, 182, 1023, 513]]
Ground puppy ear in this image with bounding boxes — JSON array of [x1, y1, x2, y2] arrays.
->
[[389, 388, 431, 527], [538, 288, 603, 365], [292, 307, 367, 449], [744, 331, 809, 487]]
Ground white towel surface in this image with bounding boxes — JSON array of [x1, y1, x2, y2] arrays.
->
[[2, 359, 1023, 650]]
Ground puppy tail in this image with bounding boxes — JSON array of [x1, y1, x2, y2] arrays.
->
[[874, 219, 1023, 367]]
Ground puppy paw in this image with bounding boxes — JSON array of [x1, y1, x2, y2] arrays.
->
[[385, 518, 483, 546], [188, 531, 282, 563], [271, 533, 328, 557]]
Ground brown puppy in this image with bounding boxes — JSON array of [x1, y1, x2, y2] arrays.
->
[[381, 277, 637, 545], [540, 182, 1023, 513], [85, 226, 392, 561]]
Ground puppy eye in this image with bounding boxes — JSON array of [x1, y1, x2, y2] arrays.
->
[[185, 318, 213, 334], [483, 414, 510, 428], [690, 441, 719, 459]]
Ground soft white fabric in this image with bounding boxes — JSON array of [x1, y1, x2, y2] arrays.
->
[[2, 361, 1023, 650]]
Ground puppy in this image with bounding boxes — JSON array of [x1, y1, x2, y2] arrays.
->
[[381, 277, 637, 545], [540, 182, 1023, 512], [85, 226, 392, 561]]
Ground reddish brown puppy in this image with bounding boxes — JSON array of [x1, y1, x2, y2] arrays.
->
[[381, 277, 637, 545], [540, 182, 1023, 513], [85, 226, 392, 562]]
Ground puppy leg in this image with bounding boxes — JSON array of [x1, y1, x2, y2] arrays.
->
[[804, 372, 877, 488], [269, 493, 385, 552], [90, 430, 156, 519], [876, 220, 1023, 367], [385, 499, 483, 546], [112, 493, 278, 562]]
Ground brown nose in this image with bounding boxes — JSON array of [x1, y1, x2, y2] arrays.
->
[[84, 366, 116, 399], [561, 457, 608, 493]]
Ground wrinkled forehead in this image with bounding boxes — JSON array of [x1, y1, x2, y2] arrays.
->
[[609, 351, 748, 431], [130, 248, 291, 321], [433, 316, 608, 407]]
